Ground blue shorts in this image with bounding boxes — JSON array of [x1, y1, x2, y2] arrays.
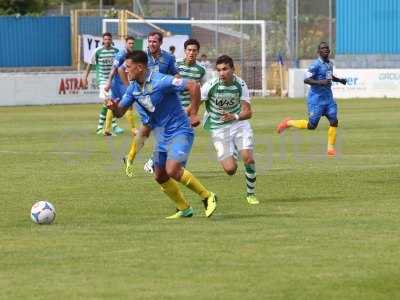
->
[[152, 129, 194, 168], [308, 101, 338, 128], [111, 82, 127, 101]]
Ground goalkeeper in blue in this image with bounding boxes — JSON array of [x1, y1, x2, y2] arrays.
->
[[107, 50, 217, 219]]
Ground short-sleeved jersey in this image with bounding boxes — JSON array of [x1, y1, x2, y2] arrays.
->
[[120, 72, 190, 134], [201, 75, 250, 131], [91, 46, 119, 85], [176, 58, 206, 108], [112, 48, 129, 85], [147, 49, 178, 75], [304, 57, 334, 104]]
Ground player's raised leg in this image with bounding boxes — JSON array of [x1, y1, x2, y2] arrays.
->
[[277, 102, 322, 134]]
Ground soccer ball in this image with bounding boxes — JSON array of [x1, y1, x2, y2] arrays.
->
[[30, 201, 56, 224]]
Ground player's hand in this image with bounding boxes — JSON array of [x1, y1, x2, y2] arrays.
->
[[221, 112, 237, 122], [320, 79, 332, 86], [106, 99, 118, 111], [189, 114, 201, 127], [82, 78, 88, 89], [104, 82, 111, 92], [340, 78, 347, 85]]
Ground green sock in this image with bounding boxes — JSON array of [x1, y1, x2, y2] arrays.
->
[[97, 105, 107, 129], [244, 163, 256, 195], [112, 117, 118, 129]]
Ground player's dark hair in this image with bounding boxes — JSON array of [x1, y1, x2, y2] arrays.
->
[[216, 55, 234, 68], [126, 50, 148, 65], [126, 35, 135, 42], [318, 41, 329, 49], [184, 38, 200, 50], [103, 32, 112, 38], [148, 31, 163, 43]]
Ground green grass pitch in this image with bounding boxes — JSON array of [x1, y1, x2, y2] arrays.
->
[[1, 98, 400, 299]]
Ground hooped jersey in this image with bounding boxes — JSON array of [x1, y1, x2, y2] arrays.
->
[[201, 75, 250, 131], [91, 46, 119, 85], [176, 58, 206, 108]]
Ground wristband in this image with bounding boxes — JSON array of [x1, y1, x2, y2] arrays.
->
[[233, 114, 239, 120]]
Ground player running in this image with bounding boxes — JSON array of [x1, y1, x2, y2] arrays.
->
[[82, 32, 122, 136], [124, 31, 179, 176], [276, 42, 347, 157], [103, 35, 138, 136], [201, 55, 259, 205], [107, 50, 217, 219]]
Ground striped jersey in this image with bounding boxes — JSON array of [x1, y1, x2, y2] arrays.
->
[[201, 75, 250, 131], [176, 58, 206, 107], [91, 46, 119, 85]]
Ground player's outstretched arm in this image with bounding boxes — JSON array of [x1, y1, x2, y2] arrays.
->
[[186, 80, 201, 127], [304, 77, 331, 86], [332, 75, 347, 85]]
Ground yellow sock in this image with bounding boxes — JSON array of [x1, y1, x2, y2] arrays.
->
[[125, 107, 138, 132], [127, 131, 147, 161], [328, 126, 337, 149], [160, 178, 189, 210], [287, 119, 308, 129], [127, 137, 138, 161], [105, 109, 113, 133], [179, 169, 211, 199]]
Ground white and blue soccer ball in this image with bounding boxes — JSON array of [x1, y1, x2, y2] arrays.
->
[[30, 201, 56, 224]]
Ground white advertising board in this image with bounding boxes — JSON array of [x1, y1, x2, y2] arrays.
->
[[0, 72, 99, 106], [288, 68, 400, 98], [82, 34, 189, 64]]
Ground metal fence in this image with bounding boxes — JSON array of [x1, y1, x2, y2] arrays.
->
[[0, 16, 71, 68]]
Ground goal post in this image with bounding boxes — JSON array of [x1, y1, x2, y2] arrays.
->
[[102, 18, 267, 97]]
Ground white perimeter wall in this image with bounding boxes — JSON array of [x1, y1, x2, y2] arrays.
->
[[288, 69, 400, 98], [0, 72, 100, 106], [2, 69, 400, 106]]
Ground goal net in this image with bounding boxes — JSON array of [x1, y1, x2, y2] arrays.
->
[[102, 18, 267, 96]]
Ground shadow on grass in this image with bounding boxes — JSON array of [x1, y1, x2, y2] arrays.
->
[[269, 196, 340, 203], [213, 213, 295, 220]]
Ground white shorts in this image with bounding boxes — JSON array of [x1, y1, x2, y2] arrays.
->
[[211, 120, 254, 161], [98, 84, 109, 101]]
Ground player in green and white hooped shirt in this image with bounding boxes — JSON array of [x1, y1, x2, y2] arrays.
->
[[82, 32, 122, 136], [176, 39, 206, 109], [201, 55, 258, 205]]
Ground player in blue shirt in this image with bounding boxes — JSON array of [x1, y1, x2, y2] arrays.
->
[[124, 31, 178, 175], [104, 36, 138, 135], [107, 50, 217, 219], [276, 42, 347, 156], [146, 31, 178, 75]]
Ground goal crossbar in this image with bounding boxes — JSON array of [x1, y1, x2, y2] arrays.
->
[[102, 18, 267, 96]]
